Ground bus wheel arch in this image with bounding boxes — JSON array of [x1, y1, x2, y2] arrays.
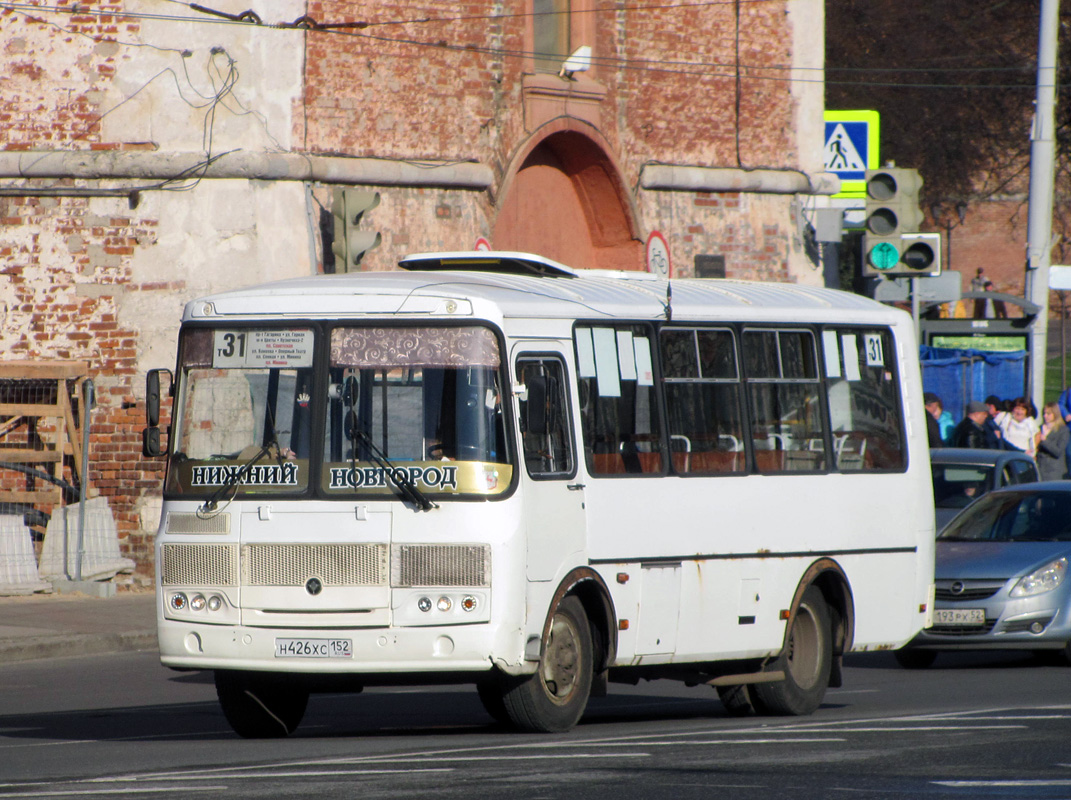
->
[[486, 568, 615, 732], [550, 567, 617, 687], [797, 559, 855, 687], [749, 561, 853, 716]]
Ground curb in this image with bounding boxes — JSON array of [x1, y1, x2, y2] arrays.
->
[[0, 631, 158, 665]]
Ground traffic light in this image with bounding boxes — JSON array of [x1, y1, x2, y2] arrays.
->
[[862, 168, 923, 278], [331, 188, 381, 271], [897, 232, 941, 277]]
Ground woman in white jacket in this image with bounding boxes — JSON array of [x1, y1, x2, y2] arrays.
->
[[998, 397, 1040, 457]]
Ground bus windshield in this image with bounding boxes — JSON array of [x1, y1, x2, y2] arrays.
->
[[164, 324, 512, 501], [323, 325, 511, 498]]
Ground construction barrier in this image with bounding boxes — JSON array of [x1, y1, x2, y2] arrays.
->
[[38, 497, 135, 582], [0, 514, 51, 595]]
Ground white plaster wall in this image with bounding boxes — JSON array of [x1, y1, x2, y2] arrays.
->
[[788, 0, 827, 179], [100, 1, 306, 152], [125, 180, 314, 373]]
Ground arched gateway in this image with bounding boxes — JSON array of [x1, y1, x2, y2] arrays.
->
[[493, 125, 644, 271]]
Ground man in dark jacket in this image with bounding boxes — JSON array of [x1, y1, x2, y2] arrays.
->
[[952, 401, 999, 449], [924, 392, 943, 448]]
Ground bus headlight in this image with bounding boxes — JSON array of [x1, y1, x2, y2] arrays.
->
[[169, 592, 188, 611], [437, 596, 453, 612], [417, 596, 432, 613], [207, 594, 223, 612], [190, 594, 206, 611], [461, 595, 478, 612]]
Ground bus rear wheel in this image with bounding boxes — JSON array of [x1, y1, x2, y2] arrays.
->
[[214, 670, 309, 738], [501, 595, 593, 732], [752, 586, 832, 716]]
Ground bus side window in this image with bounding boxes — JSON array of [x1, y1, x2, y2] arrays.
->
[[660, 328, 745, 475], [743, 329, 826, 473], [517, 357, 575, 477], [575, 325, 665, 476], [822, 327, 905, 472]]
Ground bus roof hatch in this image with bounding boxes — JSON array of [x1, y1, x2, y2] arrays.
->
[[398, 251, 578, 279]]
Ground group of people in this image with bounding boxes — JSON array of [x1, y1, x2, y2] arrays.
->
[[924, 391, 1070, 481]]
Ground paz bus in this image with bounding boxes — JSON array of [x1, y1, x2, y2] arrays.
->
[[143, 251, 935, 737]]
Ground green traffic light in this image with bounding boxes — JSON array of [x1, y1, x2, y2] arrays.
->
[[868, 241, 900, 271]]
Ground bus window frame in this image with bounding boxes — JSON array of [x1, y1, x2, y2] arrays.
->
[[658, 324, 748, 478], [573, 320, 668, 479], [515, 353, 579, 482], [322, 319, 520, 502], [817, 323, 908, 475]]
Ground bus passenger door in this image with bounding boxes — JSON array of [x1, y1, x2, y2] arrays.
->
[[514, 351, 587, 581]]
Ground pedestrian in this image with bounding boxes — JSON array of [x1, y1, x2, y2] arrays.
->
[[984, 395, 1006, 448], [951, 401, 997, 449], [932, 396, 955, 443], [983, 281, 1007, 319], [924, 392, 944, 448], [1059, 386, 1071, 475], [1058, 386, 1071, 424], [1037, 401, 1069, 480], [998, 397, 1040, 457]]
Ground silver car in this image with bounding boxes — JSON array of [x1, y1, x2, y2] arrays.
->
[[898, 483, 1071, 668]]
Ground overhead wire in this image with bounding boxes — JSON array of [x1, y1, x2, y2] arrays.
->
[[0, 1, 1049, 91]]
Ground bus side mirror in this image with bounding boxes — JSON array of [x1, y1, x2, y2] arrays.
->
[[143, 426, 162, 457], [525, 376, 549, 435], [146, 370, 162, 427], [144, 369, 172, 458]]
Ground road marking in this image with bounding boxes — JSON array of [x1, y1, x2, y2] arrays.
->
[[99, 768, 454, 781], [935, 780, 1071, 787], [0, 788, 225, 797], [779, 725, 1026, 733]]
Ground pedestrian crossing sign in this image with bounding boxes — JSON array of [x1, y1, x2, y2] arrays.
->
[[823, 110, 879, 198]]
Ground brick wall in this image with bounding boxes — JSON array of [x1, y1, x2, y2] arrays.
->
[[0, 0, 813, 581], [0, 192, 163, 574]]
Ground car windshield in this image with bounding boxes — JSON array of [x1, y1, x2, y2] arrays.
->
[[931, 463, 995, 510], [939, 491, 1071, 542]]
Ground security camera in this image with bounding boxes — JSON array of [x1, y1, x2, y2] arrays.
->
[[558, 45, 592, 80]]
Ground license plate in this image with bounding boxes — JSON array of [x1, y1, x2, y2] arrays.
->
[[275, 638, 353, 658], [933, 608, 985, 626]]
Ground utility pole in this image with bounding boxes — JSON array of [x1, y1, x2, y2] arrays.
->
[[1025, 0, 1060, 409]]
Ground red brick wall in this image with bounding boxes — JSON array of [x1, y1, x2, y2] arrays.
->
[[943, 199, 1028, 296], [0, 0, 804, 582], [0, 193, 164, 575]]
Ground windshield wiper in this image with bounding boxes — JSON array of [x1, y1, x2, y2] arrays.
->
[[198, 440, 281, 514], [354, 429, 437, 511]]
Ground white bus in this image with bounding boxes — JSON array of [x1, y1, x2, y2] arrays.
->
[[144, 252, 935, 738]]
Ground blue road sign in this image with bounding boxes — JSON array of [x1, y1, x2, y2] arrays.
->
[[824, 110, 879, 198]]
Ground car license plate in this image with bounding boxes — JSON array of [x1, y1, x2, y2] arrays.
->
[[933, 608, 985, 626], [275, 638, 352, 658]]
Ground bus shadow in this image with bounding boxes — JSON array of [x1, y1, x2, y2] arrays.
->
[[0, 683, 848, 744]]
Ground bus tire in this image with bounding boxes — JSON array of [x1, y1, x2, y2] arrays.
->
[[501, 595, 593, 732], [752, 586, 832, 716], [214, 670, 309, 738]]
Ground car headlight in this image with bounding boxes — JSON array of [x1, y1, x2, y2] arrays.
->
[[1010, 557, 1068, 597]]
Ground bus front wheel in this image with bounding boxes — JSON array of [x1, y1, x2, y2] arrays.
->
[[214, 670, 309, 738], [501, 595, 593, 732], [752, 585, 832, 716]]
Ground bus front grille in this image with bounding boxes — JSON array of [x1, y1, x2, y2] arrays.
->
[[391, 543, 491, 587], [161, 543, 239, 586], [241, 543, 388, 587]]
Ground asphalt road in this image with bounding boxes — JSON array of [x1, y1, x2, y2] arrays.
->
[[1, 649, 1069, 799]]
